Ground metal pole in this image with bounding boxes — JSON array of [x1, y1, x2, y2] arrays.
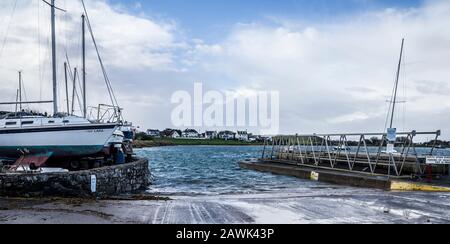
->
[[18, 71, 22, 111], [82, 14, 87, 118], [296, 137, 305, 165], [15, 89, 19, 113], [71, 68, 77, 115], [0, 101, 53, 105], [270, 138, 275, 160], [261, 139, 267, 159], [64, 62, 70, 114], [97, 104, 101, 121], [390, 38, 405, 129], [430, 133, 439, 155], [51, 0, 58, 115]]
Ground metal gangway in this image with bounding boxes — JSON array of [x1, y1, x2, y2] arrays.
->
[[261, 131, 447, 178]]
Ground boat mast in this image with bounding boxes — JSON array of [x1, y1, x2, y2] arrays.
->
[[389, 38, 405, 129], [15, 89, 19, 113], [18, 71, 22, 111], [71, 68, 77, 115], [64, 62, 70, 114], [50, 0, 58, 115], [82, 14, 87, 118]]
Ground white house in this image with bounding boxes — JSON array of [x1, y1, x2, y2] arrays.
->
[[146, 129, 161, 138], [237, 131, 249, 141], [161, 129, 182, 139], [183, 129, 200, 138], [205, 131, 218, 139], [218, 131, 236, 140], [168, 130, 182, 139]]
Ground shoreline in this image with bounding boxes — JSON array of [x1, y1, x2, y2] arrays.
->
[[132, 140, 446, 149], [133, 139, 264, 149]]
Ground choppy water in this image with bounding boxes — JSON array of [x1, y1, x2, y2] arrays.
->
[[136, 146, 450, 196], [136, 146, 333, 196]]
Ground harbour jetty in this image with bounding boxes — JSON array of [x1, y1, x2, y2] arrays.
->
[[240, 131, 450, 192]]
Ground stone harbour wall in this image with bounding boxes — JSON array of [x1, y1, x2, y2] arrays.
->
[[0, 158, 151, 198]]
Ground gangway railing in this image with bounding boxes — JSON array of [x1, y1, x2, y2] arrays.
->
[[261, 131, 444, 177]]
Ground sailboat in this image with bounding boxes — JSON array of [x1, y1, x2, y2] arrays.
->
[[0, 0, 119, 166]]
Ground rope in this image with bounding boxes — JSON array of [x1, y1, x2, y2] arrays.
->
[[65, 55, 84, 114], [383, 75, 397, 132], [37, 0, 43, 101], [80, 0, 120, 116], [0, 1, 10, 29], [0, 0, 19, 62]]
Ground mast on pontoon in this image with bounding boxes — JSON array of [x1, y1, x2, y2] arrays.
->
[[389, 38, 405, 129]]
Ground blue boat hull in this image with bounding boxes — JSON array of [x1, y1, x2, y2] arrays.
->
[[0, 145, 105, 160]]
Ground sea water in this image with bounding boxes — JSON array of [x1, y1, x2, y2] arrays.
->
[[136, 146, 331, 196], [136, 146, 450, 196]]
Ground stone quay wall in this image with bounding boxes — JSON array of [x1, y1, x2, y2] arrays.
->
[[0, 158, 150, 198]]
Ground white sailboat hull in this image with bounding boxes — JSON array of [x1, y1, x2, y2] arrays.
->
[[0, 123, 117, 158]]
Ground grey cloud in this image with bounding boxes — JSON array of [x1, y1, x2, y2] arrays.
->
[[1, 0, 450, 139]]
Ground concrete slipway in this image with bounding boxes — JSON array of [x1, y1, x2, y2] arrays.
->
[[1, 186, 450, 224]]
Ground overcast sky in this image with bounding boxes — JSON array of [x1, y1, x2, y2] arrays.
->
[[0, 0, 449, 139]]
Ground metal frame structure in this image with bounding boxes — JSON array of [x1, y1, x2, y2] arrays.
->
[[87, 104, 123, 123], [261, 131, 442, 177]]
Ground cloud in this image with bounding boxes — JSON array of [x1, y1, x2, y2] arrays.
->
[[185, 0, 450, 137], [327, 112, 371, 124], [0, 0, 180, 115], [78, 0, 177, 69], [1, 0, 450, 139]]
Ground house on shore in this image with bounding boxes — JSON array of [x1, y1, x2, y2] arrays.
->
[[146, 129, 161, 138], [237, 131, 250, 141], [205, 131, 218, 139], [248, 134, 261, 142], [161, 129, 182, 139], [218, 131, 236, 140], [183, 129, 200, 138]]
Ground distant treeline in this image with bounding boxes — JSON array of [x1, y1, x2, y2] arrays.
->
[[133, 132, 264, 148]]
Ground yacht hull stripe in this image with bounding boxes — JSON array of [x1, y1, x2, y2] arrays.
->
[[0, 124, 117, 134]]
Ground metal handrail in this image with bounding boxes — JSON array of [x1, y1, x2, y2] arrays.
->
[[262, 130, 442, 177]]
